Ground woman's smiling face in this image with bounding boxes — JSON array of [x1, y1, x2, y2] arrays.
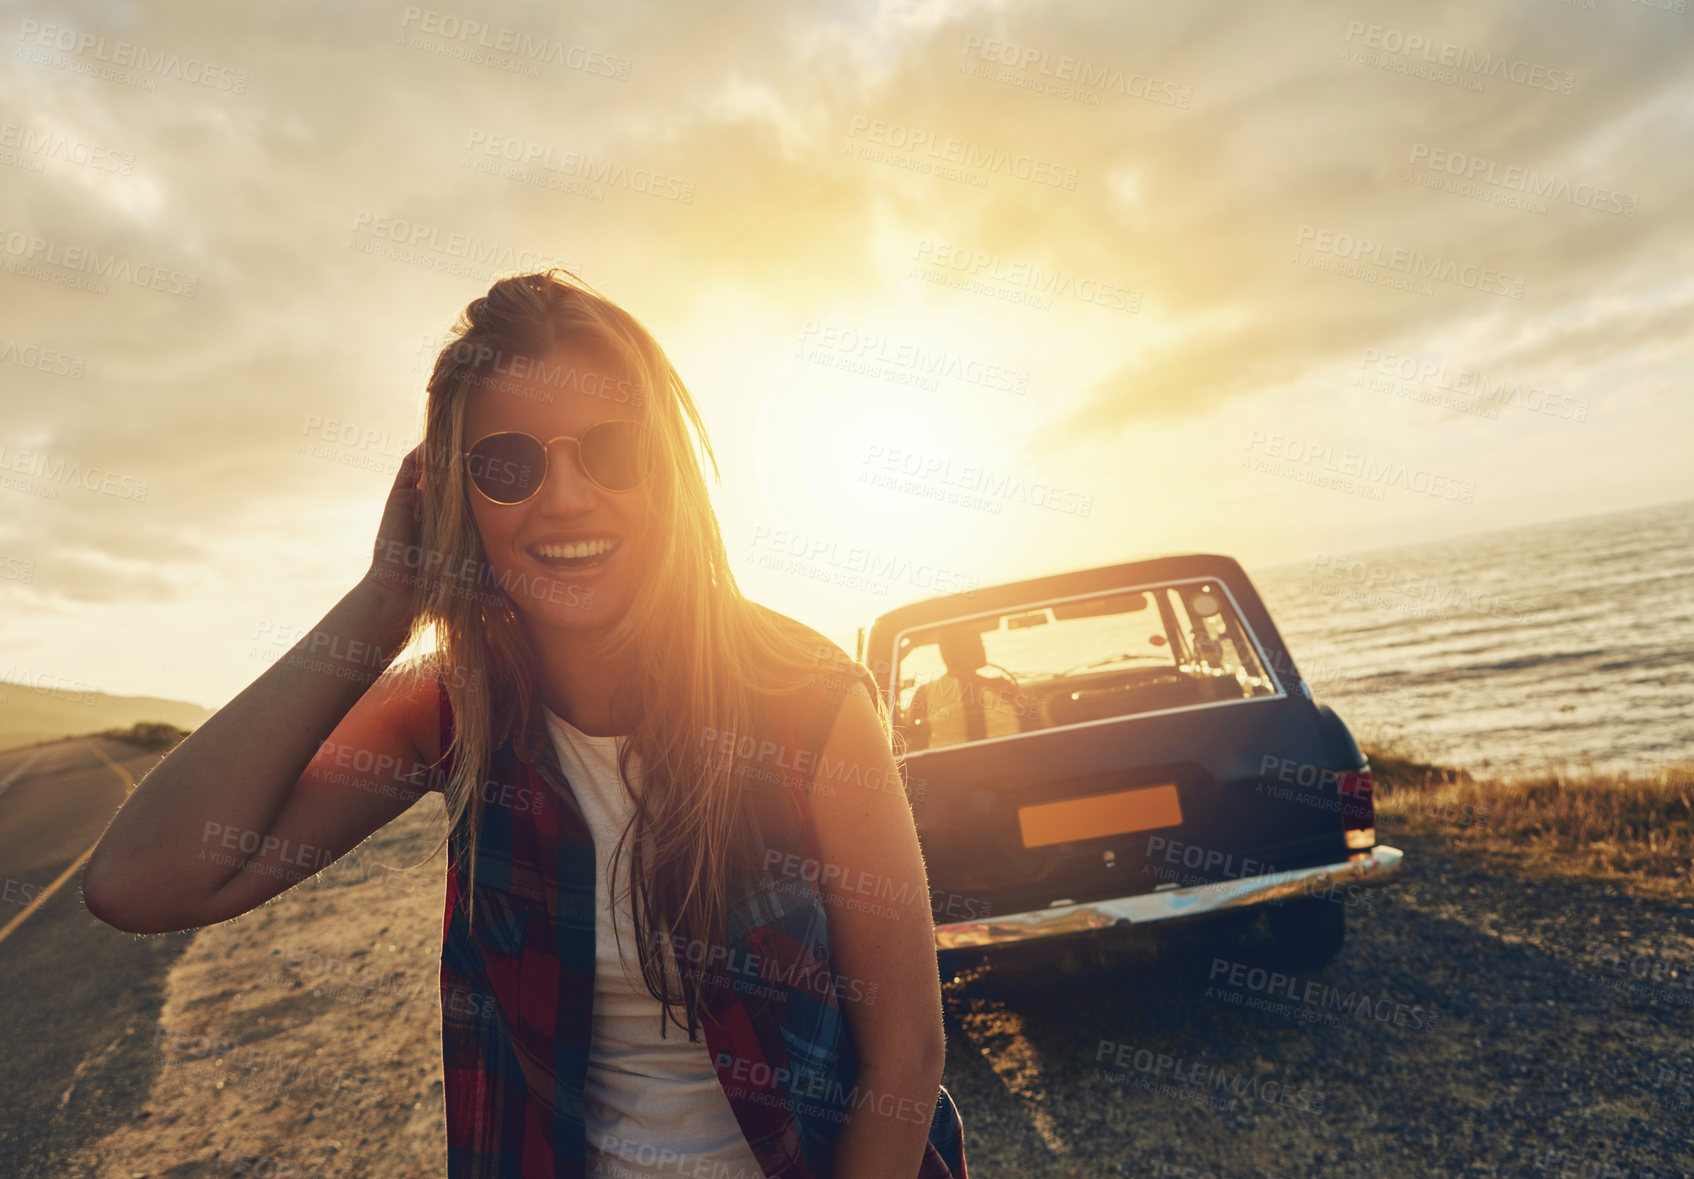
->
[[461, 343, 651, 636]]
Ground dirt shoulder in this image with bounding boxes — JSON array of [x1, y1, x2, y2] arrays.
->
[[58, 760, 1694, 1178], [940, 819, 1693, 1179], [66, 795, 453, 1179]]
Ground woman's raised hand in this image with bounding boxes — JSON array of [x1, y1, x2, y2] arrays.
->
[[361, 443, 428, 619]]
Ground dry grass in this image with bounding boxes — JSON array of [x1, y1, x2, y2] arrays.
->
[[1362, 741, 1694, 897], [97, 720, 191, 752]]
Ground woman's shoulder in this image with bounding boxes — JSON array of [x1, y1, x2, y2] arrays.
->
[[748, 603, 883, 735]]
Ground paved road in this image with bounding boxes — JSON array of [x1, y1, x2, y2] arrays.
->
[[0, 737, 197, 1179]]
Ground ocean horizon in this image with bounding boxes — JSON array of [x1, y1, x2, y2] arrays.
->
[[1250, 496, 1694, 780]]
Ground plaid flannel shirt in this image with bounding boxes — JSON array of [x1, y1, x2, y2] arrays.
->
[[434, 657, 969, 1179]]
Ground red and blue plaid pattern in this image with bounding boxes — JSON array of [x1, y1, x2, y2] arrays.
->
[[435, 658, 969, 1178]]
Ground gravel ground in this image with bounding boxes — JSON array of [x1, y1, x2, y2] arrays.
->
[[937, 829, 1694, 1178], [33, 810, 1694, 1178]]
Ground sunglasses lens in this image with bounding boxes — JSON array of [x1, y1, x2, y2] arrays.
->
[[466, 433, 545, 504], [579, 419, 646, 491]]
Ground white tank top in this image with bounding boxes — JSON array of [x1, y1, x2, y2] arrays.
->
[[540, 706, 767, 1179]]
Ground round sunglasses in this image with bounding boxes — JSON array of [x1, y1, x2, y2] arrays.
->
[[463, 421, 647, 504]]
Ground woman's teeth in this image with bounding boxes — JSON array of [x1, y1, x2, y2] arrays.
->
[[531, 538, 621, 568]]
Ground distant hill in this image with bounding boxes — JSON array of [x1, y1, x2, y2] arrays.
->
[[0, 679, 213, 752]]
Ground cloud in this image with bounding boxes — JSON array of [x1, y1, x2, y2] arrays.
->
[[2, 0, 1689, 702]]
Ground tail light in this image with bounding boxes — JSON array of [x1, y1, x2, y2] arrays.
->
[[1339, 767, 1376, 850]]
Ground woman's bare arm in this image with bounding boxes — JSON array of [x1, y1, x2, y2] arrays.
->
[[809, 682, 948, 1178], [82, 448, 440, 934]]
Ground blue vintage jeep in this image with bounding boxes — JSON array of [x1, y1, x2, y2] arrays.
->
[[855, 553, 1404, 977]]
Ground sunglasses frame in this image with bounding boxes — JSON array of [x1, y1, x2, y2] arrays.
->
[[462, 421, 647, 505]]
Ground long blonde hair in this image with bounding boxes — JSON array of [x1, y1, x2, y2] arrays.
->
[[393, 269, 881, 1041]]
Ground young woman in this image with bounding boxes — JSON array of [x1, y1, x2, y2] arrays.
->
[[83, 270, 968, 1179]]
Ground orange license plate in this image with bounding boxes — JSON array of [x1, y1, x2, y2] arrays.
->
[[1017, 783, 1182, 848]]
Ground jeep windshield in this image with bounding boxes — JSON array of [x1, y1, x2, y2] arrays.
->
[[892, 580, 1280, 752]]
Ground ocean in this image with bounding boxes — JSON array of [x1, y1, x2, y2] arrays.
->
[[1248, 497, 1694, 780]]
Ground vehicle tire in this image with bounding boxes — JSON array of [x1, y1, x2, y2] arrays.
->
[[1266, 897, 1346, 971]]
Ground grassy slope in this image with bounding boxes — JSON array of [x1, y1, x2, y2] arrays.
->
[[1364, 742, 1694, 898]]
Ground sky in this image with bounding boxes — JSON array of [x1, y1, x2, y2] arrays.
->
[[1, 0, 1690, 710]]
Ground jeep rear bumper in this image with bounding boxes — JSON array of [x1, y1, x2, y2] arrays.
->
[[933, 845, 1404, 951]]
